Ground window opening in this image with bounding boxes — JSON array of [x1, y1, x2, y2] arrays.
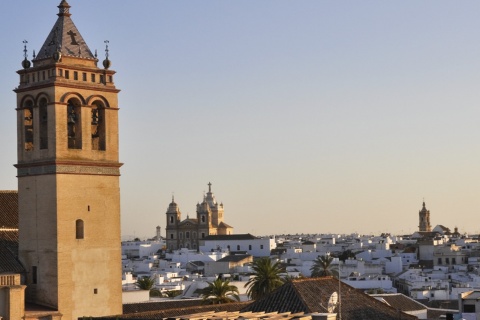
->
[[76, 219, 84, 239], [39, 98, 48, 149], [24, 100, 34, 151]]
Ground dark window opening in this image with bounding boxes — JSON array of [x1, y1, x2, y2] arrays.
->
[[32, 266, 37, 284], [91, 74, 96, 82], [67, 99, 82, 149], [24, 100, 34, 151], [76, 219, 84, 239], [82, 73, 87, 81], [74, 71, 78, 80], [65, 70, 70, 79], [91, 102, 106, 151], [39, 98, 48, 149]]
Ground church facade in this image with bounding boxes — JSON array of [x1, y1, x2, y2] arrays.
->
[[165, 183, 233, 251], [15, 1, 122, 319]]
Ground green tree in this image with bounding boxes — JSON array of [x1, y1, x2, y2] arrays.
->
[[200, 278, 240, 304], [135, 276, 161, 297], [310, 255, 339, 278], [245, 257, 285, 300]]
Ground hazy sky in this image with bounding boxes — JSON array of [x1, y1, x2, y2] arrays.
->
[[2, 1, 480, 239]]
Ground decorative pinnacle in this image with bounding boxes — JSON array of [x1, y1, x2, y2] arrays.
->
[[103, 40, 111, 69], [58, 0, 71, 17], [23, 40, 28, 60], [104, 40, 110, 60], [22, 40, 31, 69]]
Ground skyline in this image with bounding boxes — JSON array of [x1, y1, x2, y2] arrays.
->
[[2, 1, 480, 238]]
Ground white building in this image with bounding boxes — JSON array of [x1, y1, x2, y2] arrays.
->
[[199, 234, 275, 257]]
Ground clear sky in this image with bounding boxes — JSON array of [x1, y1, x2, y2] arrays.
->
[[2, 1, 480, 239]]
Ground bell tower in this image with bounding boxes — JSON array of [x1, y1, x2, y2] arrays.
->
[[418, 201, 432, 232], [15, 1, 122, 319]]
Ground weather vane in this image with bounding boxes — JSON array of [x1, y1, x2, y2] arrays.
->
[[104, 40, 110, 59], [23, 40, 28, 60]]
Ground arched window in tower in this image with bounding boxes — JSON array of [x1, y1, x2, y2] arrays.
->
[[91, 101, 106, 151], [39, 98, 48, 149], [201, 215, 205, 223], [76, 219, 84, 239], [67, 99, 82, 149], [170, 216, 174, 224], [24, 100, 34, 151]]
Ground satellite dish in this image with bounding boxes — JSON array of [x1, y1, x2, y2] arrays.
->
[[327, 292, 338, 313]]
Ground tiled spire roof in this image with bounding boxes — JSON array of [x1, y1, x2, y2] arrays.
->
[[35, 0, 95, 61]]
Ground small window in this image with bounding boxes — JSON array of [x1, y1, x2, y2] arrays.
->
[[186, 232, 190, 239], [91, 74, 96, 82], [59, 69, 63, 77], [83, 73, 87, 81], [446, 258, 450, 264], [201, 233, 205, 239], [74, 71, 78, 80], [249, 245, 252, 250], [94, 288, 98, 294], [65, 70, 70, 79], [100, 75, 104, 84], [76, 219, 84, 239], [170, 216, 174, 224], [201, 215, 205, 223], [237, 245, 240, 250], [260, 245, 264, 249], [32, 266, 38, 284], [179, 232, 183, 239], [108, 75, 113, 83], [438, 258, 442, 265], [170, 233, 174, 239]]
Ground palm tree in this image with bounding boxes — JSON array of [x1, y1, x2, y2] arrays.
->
[[310, 255, 338, 278], [135, 276, 161, 297], [245, 257, 284, 300], [200, 278, 240, 304]]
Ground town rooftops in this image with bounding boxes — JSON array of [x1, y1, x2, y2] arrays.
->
[[217, 254, 252, 263], [203, 234, 257, 241]]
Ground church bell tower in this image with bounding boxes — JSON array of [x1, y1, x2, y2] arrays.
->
[[15, 1, 122, 318]]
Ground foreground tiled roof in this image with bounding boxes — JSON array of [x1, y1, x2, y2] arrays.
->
[[242, 277, 417, 320], [204, 234, 257, 241], [0, 244, 24, 274], [113, 301, 251, 319], [0, 191, 18, 228], [371, 293, 427, 311]]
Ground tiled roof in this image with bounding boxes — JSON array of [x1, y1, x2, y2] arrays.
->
[[117, 301, 251, 319], [35, 1, 95, 60], [242, 277, 417, 320], [0, 191, 18, 228], [204, 234, 257, 241], [0, 244, 24, 274], [218, 222, 233, 228], [371, 293, 427, 311]]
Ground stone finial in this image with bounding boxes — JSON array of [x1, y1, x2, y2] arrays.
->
[[58, 0, 71, 17]]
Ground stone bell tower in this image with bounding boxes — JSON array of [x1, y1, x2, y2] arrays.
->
[[15, 1, 122, 319], [418, 201, 432, 232]]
